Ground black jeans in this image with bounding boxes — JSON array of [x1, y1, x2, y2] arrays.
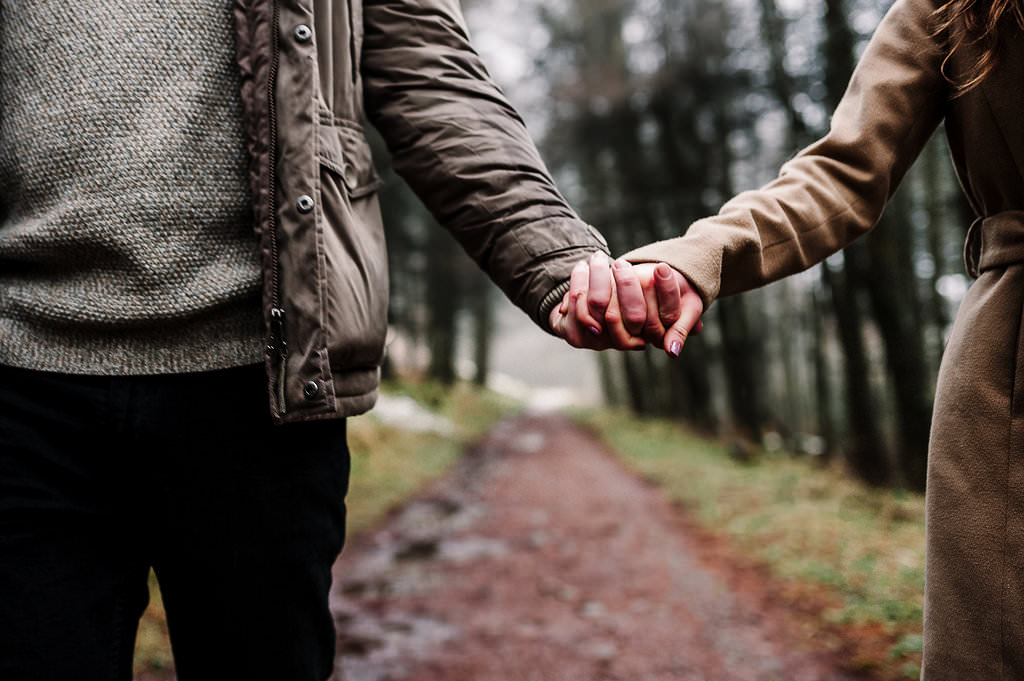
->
[[0, 363, 350, 681]]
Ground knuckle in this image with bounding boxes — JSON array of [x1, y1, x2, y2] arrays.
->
[[646, 317, 664, 331], [625, 311, 647, 326]]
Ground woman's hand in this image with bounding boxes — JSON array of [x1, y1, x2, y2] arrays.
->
[[550, 252, 704, 356]]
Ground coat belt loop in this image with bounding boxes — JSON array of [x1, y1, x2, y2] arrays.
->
[[964, 216, 984, 279], [968, 211, 1024, 275]]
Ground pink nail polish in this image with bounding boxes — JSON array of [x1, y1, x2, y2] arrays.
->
[[669, 341, 682, 357], [590, 326, 601, 336]]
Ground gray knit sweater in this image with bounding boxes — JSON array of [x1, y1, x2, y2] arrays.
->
[[0, 2, 264, 374]]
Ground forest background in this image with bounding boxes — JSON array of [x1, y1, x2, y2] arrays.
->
[[379, 0, 971, 493], [129, 1, 957, 676]]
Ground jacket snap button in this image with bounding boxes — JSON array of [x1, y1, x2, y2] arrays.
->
[[303, 380, 321, 400], [296, 195, 315, 214], [294, 25, 312, 43], [343, 165, 358, 190]]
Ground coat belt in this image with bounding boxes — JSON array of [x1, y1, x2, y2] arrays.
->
[[964, 210, 1024, 278]]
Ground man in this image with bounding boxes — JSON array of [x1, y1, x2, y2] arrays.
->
[[0, 1, 692, 680]]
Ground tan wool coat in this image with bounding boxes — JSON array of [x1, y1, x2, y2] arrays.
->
[[625, 0, 1024, 677]]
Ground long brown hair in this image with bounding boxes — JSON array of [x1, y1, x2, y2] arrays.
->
[[934, 0, 1024, 94]]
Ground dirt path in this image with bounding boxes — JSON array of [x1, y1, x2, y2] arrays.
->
[[329, 414, 859, 681]]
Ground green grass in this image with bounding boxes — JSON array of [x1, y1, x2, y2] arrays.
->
[[574, 407, 926, 679], [134, 380, 518, 676]]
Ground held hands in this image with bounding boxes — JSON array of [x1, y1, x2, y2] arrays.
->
[[549, 252, 705, 358]]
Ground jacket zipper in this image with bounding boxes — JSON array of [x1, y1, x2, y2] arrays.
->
[[348, 1, 358, 84], [267, 0, 287, 414]]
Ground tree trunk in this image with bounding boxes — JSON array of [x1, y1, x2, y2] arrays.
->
[[864, 194, 932, 490], [811, 285, 836, 458], [716, 297, 766, 441], [470, 280, 493, 387], [822, 257, 891, 485], [426, 228, 461, 384]]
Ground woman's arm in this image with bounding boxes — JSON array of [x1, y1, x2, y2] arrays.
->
[[623, 0, 949, 309]]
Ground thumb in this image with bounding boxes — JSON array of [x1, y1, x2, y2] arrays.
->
[[663, 284, 704, 358]]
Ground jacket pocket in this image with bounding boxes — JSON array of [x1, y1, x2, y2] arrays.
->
[[317, 117, 382, 199], [316, 119, 389, 381]]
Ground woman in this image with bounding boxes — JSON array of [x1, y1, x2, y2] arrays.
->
[[555, 0, 1024, 677]]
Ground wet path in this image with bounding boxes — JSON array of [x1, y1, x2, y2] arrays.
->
[[329, 414, 857, 681]]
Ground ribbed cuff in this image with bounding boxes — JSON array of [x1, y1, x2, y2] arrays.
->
[[536, 278, 572, 334]]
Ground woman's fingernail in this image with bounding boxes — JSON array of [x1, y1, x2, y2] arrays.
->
[[589, 325, 601, 336], [669, 341, 682, 357]]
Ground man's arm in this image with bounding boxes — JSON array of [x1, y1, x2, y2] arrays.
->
[[360, 0, 609, 330]]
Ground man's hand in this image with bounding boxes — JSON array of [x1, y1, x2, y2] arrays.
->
[[550, 252, 704, 356], [549, 253, 646, 351]]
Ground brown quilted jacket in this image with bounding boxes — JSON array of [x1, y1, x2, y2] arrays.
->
[[232, 0, 608, 423]]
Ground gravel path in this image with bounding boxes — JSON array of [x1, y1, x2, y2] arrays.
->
[[329, 414, 859, 681]]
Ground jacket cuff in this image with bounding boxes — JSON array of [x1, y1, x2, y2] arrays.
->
[[622, 238, 719, 310], [522, 220, 609, 333], [536, 278, 572, 334]]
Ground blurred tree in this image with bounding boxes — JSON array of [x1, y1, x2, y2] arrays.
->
[[819, 0, 892, 485], [811, 283, 837, 457], [864, 189, 932, 490], [469, 276, 493, 386], [425, 227, 462, 384]]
